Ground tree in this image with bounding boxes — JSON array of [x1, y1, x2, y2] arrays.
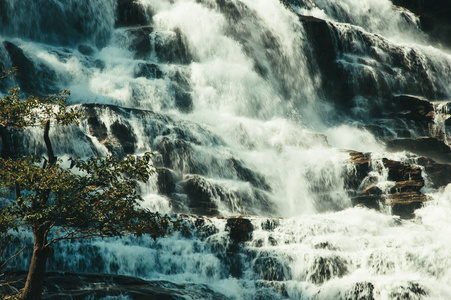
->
[[0, 70, 179, 300]]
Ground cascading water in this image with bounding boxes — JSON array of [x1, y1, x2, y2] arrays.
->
[[1, 0, 451, 299]]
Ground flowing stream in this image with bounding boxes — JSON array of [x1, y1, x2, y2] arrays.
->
[[1, 0, 451, 299]]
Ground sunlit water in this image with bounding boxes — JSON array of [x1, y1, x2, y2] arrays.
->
[[1, 0, 451, 298]]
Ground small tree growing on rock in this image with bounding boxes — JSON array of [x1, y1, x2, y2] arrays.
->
[[0, 70, 179, 300]]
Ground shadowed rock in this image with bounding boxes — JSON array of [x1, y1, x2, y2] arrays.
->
[[116, 0, 148, 27], [347, 152, 430, 218], [226, 217, 253, 243], [386, 137, 451, 164], [1, 271, 229, 299]]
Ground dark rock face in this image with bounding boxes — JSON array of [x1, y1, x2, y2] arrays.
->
[[116, 0, 148, 27], [386, 137, 451, 164], [253, 255, 290, 281], [299, 15, 352, 106], [83, 104, 138, 157], [345, 282, 375, 300], [389, 281, 428, 300], [225, 217, 253, 243], [77, 44, 94, 56], [347, 152, 431, 218], [3, 41, 57, 95], [391, 0, 451, 48], [182, 175, 221, 216], [169, 70, 193, 113], [1, 271, 229, 299], [134, 62, 163, 79], [306, 256, 348, 284], [156, 167, 177, 196], [345, 151, 372, 190], [122, 26, 153, 60], [154, 28, 191, 64], [110, 121, 137, 155], [416, 157, 451, 189]]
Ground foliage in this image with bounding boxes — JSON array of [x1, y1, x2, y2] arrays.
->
[[0, 69, 180, 299], [0, 84, 80, 130], [0, 153, 177, 244]]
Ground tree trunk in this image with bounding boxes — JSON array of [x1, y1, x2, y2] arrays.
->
[[43, 120, 56, 165], [0, 125, 11, 159], [21, 226, 52, 300]]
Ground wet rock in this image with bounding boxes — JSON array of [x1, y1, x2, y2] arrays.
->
[[154, 28, 191, 64], [352, 185, 383, 210], [253, 255, 290, 281], [389, 281, 428, 300], [314, 242, 337, 251], [229, 158, 271, 191], [388, 95, 435, 135], [345, 282, 375, 300], [110, 121, 137, 155], [1, 271, 229, 299], [193, 218, 219, 239], [351, 194, 381, 210], [391, 0, 451, 48], [169, 70, 193, 113], [85, 106, 108, 142], [77, 44, 94, 56], [116, 0, 148, 27], [416, 157, 451, 189], [382, 158, 423, 183], [299, 15, 352, 106], [156, 137, 203, 174], [181, 174, 220, 216], [390, 192, 428, 219], [226, 217, 253, 243], [156, 167, 177, 196], [268, 236, 278, 246], [123, 26, 153, 59], [306, 255, 348, 284], [347, 152, 430, 217], [261, 219, 280, 231], [134, 62, 163, 79], [3, 41, 57, 95], [386, 137, 451, 164], [345, 151, 372, 190]]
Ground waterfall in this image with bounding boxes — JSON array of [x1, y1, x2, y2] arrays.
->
[[1, 0, 451, 299]]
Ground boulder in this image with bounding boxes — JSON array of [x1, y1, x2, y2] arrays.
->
[[306, 255, 348, 284], [77, 44, 95, 56], [225, 217, 253, 243], [181, 174, 220, 216], [253, 255, 290, 281]]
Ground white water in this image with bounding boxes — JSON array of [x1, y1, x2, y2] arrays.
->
[[2, 0, 451, 299]]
